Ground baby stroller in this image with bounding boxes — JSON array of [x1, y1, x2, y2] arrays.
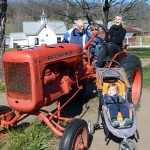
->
[[88, 60, 140, 150]]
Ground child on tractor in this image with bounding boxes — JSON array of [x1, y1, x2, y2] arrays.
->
[[97, 15, 126, 67]]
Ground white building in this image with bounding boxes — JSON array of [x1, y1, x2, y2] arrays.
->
[[9, 11, 67, 48]]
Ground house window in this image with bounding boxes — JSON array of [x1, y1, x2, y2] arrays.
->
[[57, 37, 61, 43], [35, 38, 39, 45], [41, 39, 45, 42]]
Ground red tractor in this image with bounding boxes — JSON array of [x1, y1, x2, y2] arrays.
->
[[0, 24, 142, 150]]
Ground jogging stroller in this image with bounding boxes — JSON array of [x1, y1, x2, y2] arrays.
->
[[88, 61, 140, 150]]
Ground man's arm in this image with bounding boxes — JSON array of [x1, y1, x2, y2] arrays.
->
[[61, 28, 74, 43]]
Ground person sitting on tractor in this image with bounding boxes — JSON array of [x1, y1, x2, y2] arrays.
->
[[96, 15, 126, 67], [104, 83, 133, 128], [84, 23, 104, 63], [62, 19, 91, 48]]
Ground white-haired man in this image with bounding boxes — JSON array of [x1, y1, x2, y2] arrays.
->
[[62, 19, 91, 48]]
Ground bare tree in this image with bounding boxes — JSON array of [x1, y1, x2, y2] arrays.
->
[[5, 0, 150, 34], [21, 0, 148, 30], [39, 0, 148, 30], [125, 1, 150, 31], [0, 0, 7, 81], [72, 0, 149, 29], [64, 0, 69, 29]]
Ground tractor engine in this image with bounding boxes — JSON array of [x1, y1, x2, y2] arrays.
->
[[3, 43, 87, 112]]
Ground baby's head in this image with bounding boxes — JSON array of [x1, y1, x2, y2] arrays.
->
[[107, 83, 119, 97]]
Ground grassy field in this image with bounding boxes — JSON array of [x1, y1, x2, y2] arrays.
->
[[0, 47, 150, 149], [128, 47, 150, 58]]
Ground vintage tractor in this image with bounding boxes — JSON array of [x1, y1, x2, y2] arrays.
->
[[0, 24, 142, 149]]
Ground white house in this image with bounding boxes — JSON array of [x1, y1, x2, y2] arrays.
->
[[9, 11, 67, 48]]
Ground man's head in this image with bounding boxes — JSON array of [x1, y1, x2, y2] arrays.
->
[[75, 19, 84, 33], [107, 83, 119, 97], [114, 15, 123, 26]]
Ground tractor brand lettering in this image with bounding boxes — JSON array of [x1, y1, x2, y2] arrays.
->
[[48, 51, 72, 60]]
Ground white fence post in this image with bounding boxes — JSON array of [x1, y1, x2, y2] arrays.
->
[[140, 37, 142, 46], [126, 36, 150, 48]]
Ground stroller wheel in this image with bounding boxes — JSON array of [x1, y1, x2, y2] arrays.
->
[[87, 120, 95, 134], [118, 139, 137, 150]]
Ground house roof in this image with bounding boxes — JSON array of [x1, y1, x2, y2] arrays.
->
[[23, 22, 45, 36], [126, 26, 148, 33], [10, 32, 27, 40], [23, 21, 67, 36], [47, 21, 67, 34]]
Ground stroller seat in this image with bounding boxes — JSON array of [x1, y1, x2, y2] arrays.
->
[[102, 79, 133, 127]]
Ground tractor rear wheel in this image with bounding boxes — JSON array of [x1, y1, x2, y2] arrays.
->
[[119, 54, 142, 109], [59, 118, 89, 150]]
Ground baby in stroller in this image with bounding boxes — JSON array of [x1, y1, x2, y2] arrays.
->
[[104, 83, 132, 128], [88, 65, 139, 149]]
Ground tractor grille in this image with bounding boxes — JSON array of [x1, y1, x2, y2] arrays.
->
[[3, 62, 32, 100]]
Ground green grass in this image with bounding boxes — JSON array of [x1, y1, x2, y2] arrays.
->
[[0, 123, 59, 150], [128, 48, 150, 58], [143, 65, 150, 88], [5, 48, 14, 51]]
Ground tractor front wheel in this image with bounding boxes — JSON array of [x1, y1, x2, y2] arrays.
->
[[119, 54, 143, 109], [59, 118, 89, 150]]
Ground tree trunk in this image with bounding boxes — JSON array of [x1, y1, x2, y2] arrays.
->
[[0, 0, 7, 81], [103, 0, 110, 31], [65, 0, 69, 30]]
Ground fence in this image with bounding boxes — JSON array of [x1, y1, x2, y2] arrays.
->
[[124, 36, 150, 48]]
